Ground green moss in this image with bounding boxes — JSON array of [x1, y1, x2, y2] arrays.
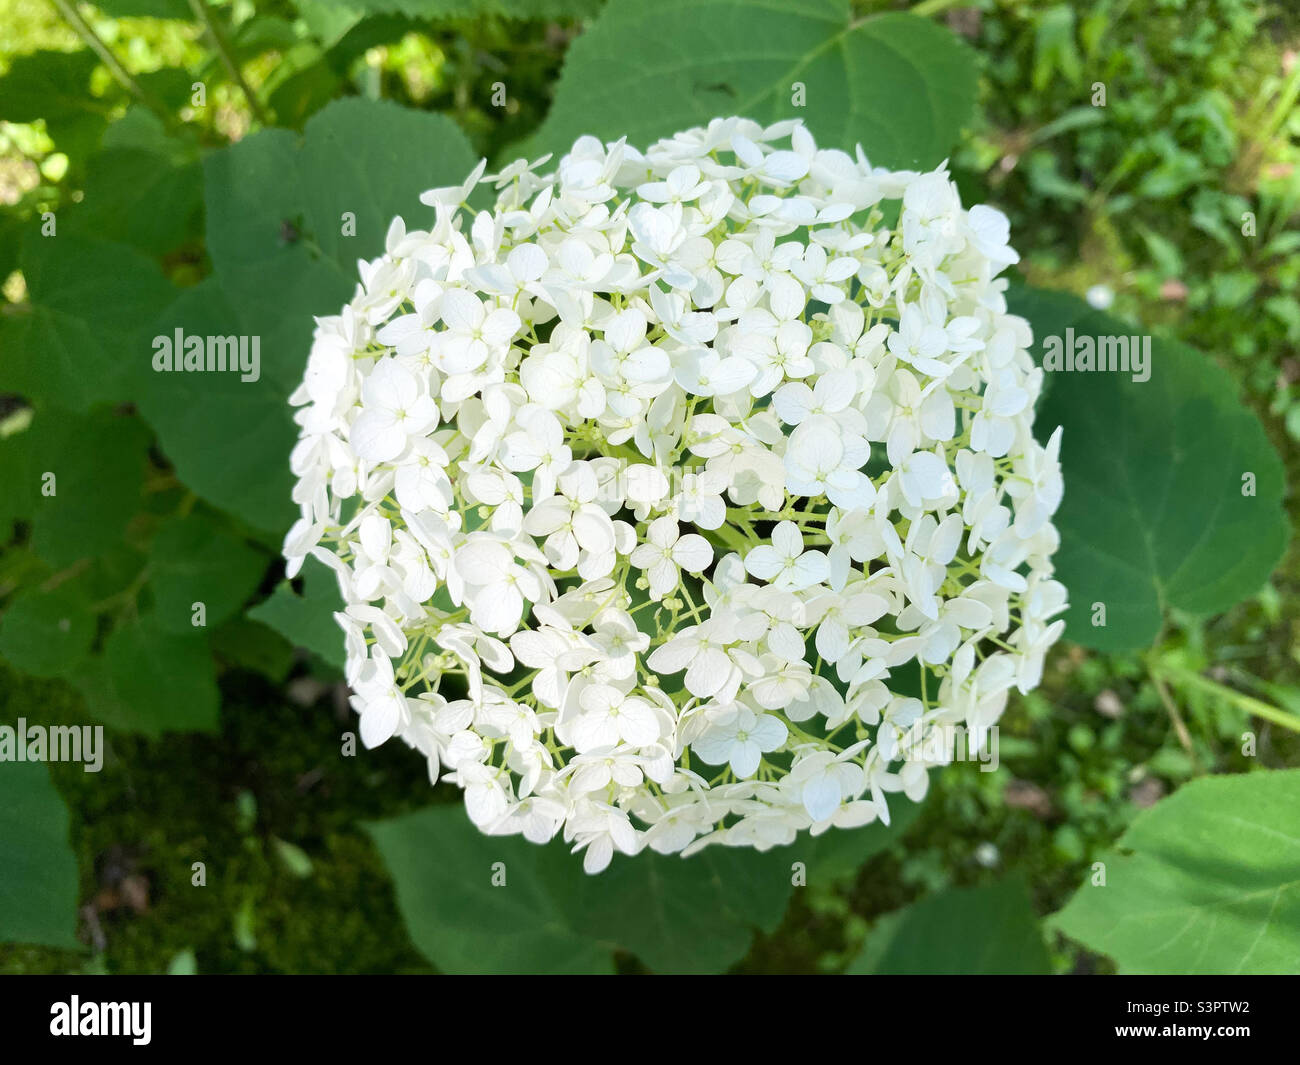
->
[[0, 661, 441, 974]]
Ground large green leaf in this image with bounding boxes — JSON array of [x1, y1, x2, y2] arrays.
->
[[1010, 287, 1288, 651], [165, 99, 477, 533], [0, 583, 96, 680], [203, 128, 351, 397], [515, 2, 976, 167], [847, 877, 1050, 974], [0, 408, 152, 569], [794, 798, 920, 883], [366, 799, 914, 973], [299, 0, 602, 18], [210, 615, 295, 682], [137, 278, 299, 536], [247, 555, 346, 670], [0, 50, 108, 165], [0, 548, 153, 684], [148, 511, 269, 633], [204, 98, 477, 394], [544, 840, 792, 973], [0, 50, 100, 125], [366, 804, 615, 975], [292, 100, 478, 272], [100, 105, 197, 161], [66, 147, 203, 257], [1053, 769, 1300, 975], [1, 235, 176, 411], [86, 618, 221, 735], [0, 761, 81, 949], [33, 412, 151, 569]]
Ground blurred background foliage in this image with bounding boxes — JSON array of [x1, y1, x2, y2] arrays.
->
[[0, 0, 1297, 974]]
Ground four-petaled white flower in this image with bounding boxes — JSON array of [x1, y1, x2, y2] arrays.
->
[[693, 706, 789, 778], [572, 684, 662, 753], [434, 288, 521, 375], [350, 359, 438, 462], [454, 538, 541, 635], [744, 521, 829, 591], [629, 517, 714, 600]]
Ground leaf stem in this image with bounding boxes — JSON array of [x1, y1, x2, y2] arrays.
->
[[186, 0, 271, 128], [1158, 666, 1300, 736], [1149, 667, 1200, 768], [50, 0, 177, 128]]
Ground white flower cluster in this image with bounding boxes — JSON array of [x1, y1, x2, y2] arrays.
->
[[284, 117, 1067, 873]]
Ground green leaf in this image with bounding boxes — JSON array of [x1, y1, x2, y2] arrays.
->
[[1010, 287, 1289, 650], [0, 583, 96, 680], [209, 615, 295, 682], [137, 278, 299, 535], [93, 0, 191, 17], [230, 14, 305, 56], [100, 105, 195, 161], [66, 147, 203, 257], [247, 555, 345, 670], [366, 799, 915, 973], [366, 804, 615, 974], [204, 99, 477, 394], [293, 99, 479, 271], [0, 50, 100, 125], [0, 52, 107, 168], [1053, 770, 1300, 975], [516, 2, 976, 168], [0, 408, 152, 569], [543, 841, 791, 973], [272, 838, 315, 878], [90, 618, 220, 734], [791, 797, 920, 883], [134, 67, 199, 113], [0, 760, 81, 949], [297, 0, 602, 18], [266, 51, 342, 131], [295, 2, 370, 48], [171, 100, 479, 534], [2, 235, 176, 411], [233, 895, 257, 951], [148, 511, 268, 632], [203, 131, 347, 396], [32, 411, 150, 568], [847, 877, 1050, 974]]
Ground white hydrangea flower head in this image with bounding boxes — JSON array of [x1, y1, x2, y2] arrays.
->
[[284, 117, 1067, 874]]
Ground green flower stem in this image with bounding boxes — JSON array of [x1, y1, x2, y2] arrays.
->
[[1156, 666, 1300, 736], [677, 583, 706, 626], [708, 520, 756, 557]]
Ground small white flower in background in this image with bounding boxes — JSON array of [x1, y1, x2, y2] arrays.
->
[[1085, 284, 1115, 310], [286, 116, 1066, 872]]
